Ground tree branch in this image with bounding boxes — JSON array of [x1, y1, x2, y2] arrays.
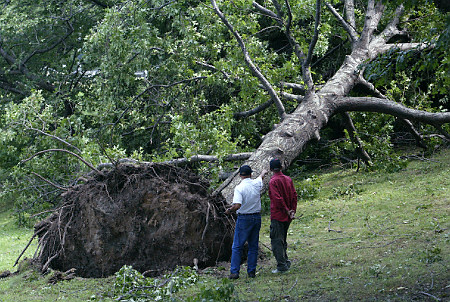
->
[[335, 97, 450, 124], [22, 20, 74, 66], [26, 127, 82, 153], [376, 42, 431, 54], [252, 2, 282, 24], [325, 2, 358, 42], [234, 99, 274, 119], [341, 112, 372, 166], [96, 153, 253, 170], [432, 123, 450, 141], [31, 172, 69, 191], [305, 0, 322, 67], [378, 4, 405, 42], [196, 61, 230, 79], [344, 0, 356, 29], [0, 79, 28, 96], [357, 75, 427, 148], [280, 91, 304, 102], [400, 118, 427, 148], [212, 0, 286, 119], [358, 0, 385, 48], [21, 149, 104, 175]]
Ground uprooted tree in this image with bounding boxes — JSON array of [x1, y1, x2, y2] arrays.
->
[[3, 0, 449, 277], [212, 0, 450, 202]]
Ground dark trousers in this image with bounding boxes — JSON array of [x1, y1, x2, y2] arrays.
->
[[270, 219, 291, 271]]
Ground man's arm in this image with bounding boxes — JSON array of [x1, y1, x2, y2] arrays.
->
[[259, 169, 269, 179], [289, 178, 298, 219], [225, 203, 241, 215]]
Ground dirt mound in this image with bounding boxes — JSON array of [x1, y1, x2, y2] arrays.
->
[[33, 163, 233, 278]]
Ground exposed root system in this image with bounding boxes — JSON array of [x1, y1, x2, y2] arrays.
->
[[33, 163, 233, 277]]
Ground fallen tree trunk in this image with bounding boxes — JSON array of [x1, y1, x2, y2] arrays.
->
[[213, 1, 450, 204]]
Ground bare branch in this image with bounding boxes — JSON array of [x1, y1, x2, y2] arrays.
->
[[325, 2, 358, 42], [280, 91, 304, 102], [27, 127, 82, 153], [31, 172, 69, 191], [375, 42, 431, 55], [21, 149, 104, 175], [212, 0, 286, 119], [345, 0, 356, 29], [305, 0, 322, 67], [234, 99, 274, 119], [400, 118, 427, 148], [252, 2, 282, 24], [196, 61, 230, 79], [359, 0, 385, 48], [341, 112, 372, 166], [335, 97, 450, 125], [280, 81, 305, 92], [358, 74, 385, 98], [378, 4, 405, 42]]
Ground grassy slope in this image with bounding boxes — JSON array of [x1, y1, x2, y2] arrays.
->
[[0, 149, 448, 301]]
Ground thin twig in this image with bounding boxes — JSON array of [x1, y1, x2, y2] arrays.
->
[[418, 291, 441, 301], [21, 149, 104, 175], [31, 172, 69, 191]]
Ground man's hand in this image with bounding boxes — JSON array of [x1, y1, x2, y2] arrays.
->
[[260, 169, 269, 179], [225, 204, 241, 215], [288, 210, 296, 219]]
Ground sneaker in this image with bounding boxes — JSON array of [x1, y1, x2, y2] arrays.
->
[[271, 268, 288, 274], [248, 271, 256, 278], [228, 273, 239, 279]]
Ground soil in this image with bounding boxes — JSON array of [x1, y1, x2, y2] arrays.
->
[[33, 163, 234, 278]]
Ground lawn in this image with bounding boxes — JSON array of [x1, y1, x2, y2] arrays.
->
[[0, 149, 448, 301]]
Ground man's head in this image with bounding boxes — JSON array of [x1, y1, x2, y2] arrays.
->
[[239, 165, 253, 177], [270, 158, 282, 172]]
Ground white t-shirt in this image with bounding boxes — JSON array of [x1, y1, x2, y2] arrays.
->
[[232, 177, 263, 214]]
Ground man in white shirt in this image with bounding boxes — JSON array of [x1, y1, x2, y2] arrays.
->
[[225, 165, 268, 279]]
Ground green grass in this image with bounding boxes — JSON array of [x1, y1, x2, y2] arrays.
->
[[0, 210, 36, 273], [1, 149, 449, 301]]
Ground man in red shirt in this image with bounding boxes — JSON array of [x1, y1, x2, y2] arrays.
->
[[268, 158, 298, 273]]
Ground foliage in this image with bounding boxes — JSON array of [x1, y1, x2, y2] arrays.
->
[[187, 279, 238, 302], [331, 182, 364, 199], [112, 265, 199, 301], [295, 175, 321, 200]]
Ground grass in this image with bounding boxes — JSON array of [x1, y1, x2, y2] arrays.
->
[[0, 149, 449, 301], [0, 210, 36, 273]]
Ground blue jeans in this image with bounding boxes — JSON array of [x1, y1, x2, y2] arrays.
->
[[230, 213, 261, 275]]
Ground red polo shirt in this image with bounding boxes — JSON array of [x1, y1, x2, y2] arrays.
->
[[269, 171, 298, 222]]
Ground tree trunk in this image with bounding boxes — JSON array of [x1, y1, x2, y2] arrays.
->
[[215, 91, 335, 202], [214, 1, 450, 204]]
